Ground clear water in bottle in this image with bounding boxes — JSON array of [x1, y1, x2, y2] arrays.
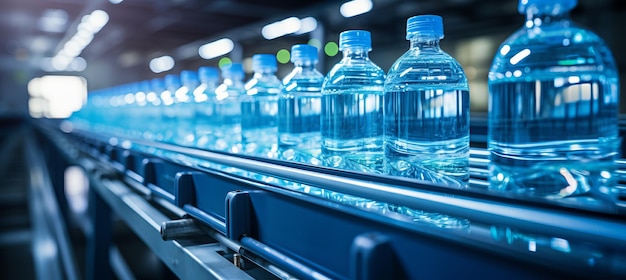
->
[[214, 63, 244, 153], [321, 30, 385, 173], [146, 78, 164, 141], [384, 15, 470, 187], [278, 44, 324, 164], [161, 74, 180, 143], [241, 54, 282, 158], [488, 0, 621, 200], [194, 66, 220, 148], [173, 70, 199, 146]]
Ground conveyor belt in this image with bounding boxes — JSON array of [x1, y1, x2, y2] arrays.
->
[[35, 118, 626, 279]]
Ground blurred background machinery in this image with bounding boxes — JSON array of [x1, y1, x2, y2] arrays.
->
[[1, 0, 625, 118]]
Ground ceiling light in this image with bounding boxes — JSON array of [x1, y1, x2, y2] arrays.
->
[[49, 9, 109, 71], [38, 9, 68, 33], [295, 17, 318, 35], [149, 56, 175, 73], [340, 0, 373, 18], [29, 36, 53, 53], [262, 17, 301, 40], [198, 38, 234, 59], [84, 10, 109, 33], [69, 57, 87, 72]]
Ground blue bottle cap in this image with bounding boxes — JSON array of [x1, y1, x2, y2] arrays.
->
[[291, 44, 318, 63], [252, 54, 277, 72], [220, 62, 244, 79], [198, 66, 219, 82], [139, 80, 151, 92], [518, 0, 577, 13], [406, 15, 444, 40], [164, 74, 181, 89], [150, 78, 165, 92], [180, 70, 199, 85], [339, 30, 371, 51]]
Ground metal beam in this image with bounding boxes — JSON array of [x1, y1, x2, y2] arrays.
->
[[90, 174, 255, 280]]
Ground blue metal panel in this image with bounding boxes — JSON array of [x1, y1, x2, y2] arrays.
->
[[123, 150, 150, 182], [174, 170, 261, 234], [225, 190, 558, 280], [143, 158, 195, 203]]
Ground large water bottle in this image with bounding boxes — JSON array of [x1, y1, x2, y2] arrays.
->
[[384, 15, 470, 188], [488, 0, 621, 201], [241, 54, 282, 158], [321, 30, 385, 173], [173, 70, 199, 146], [214, 63, 245, 153], [161, 74, 180, 143], [278, 44, 324, 164], [194, 66, 220, 148]]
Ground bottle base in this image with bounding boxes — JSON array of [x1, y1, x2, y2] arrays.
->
[[489, 161, 619, 202]]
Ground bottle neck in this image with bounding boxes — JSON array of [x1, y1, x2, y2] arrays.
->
[[342, 47, 370, 59], [409, 37, 441, 50], [200, 79, 217, 85], [253, 68, 276, 77], [294, 60, 317, 69], [223, 76, 243, 86], [524, 6, 572, 28], [183, 82, 198, 89]]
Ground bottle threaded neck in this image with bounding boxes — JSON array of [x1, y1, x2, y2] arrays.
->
[[518, 0, 577, 15]]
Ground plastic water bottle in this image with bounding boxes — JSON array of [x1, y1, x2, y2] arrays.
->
[[161, 74, 180, 143], [278, 44, 324, 164], [214, 63, 245, 153], [194, 66, 220, 148], [119, 83, 136, 137], [321, 30, 385, 173], [384, 15, 470, 188], [488, 0, 621, 200], [131, 80, 150, 139], [241, 54, 282, 158], [173, 70, 199, 146], [146, 78, 164, 141]]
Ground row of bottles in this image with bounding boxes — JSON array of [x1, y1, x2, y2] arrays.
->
[[71, 0, 622, 204], [72, 16, 469, 187]]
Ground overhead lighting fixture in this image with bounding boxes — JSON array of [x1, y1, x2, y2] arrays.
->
[[46, 10, 109, 72], [109, 0, 124, 4], [47, 9, 109, 72], [262, 17, 302, 40], [38, 9, 68, 33], [69, 57, 87, 72], [198, 38, 234, 59], [149, 56, 175, 73], [82, 10, 109, 33], [27, 75, 87, 119], [340, 0, 373, 18], [295, 17, 318, 35]]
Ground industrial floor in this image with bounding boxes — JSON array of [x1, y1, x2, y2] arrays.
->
[[0, 120, 35, 280], [0, 118, 176, 280]]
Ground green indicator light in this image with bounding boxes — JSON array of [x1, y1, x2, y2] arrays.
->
[[308, 39, 322, 50], [276, 49, 290, 64], [324, 42, 339, 57], [218, 57, 232, 68]]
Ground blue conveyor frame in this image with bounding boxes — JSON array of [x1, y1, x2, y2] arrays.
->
[[36, 118, 626, 279]]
